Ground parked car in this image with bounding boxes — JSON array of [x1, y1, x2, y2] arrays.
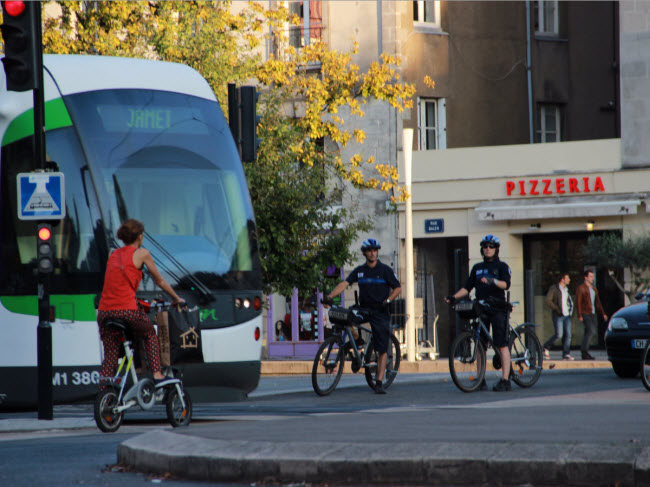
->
[[604, 293, 650, 378]]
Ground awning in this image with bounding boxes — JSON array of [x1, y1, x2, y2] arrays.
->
[[475, 194, 646, 221]]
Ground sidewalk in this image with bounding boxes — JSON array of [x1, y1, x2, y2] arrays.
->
[[118, 430, 650, 487]]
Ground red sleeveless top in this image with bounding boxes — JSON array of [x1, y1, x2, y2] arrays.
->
[[98, 246, 142, 311]]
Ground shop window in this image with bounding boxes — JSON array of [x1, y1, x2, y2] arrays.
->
[[418, 97, 446, 150], [535, 0, 559, 36], [536, 104, 562, 143]]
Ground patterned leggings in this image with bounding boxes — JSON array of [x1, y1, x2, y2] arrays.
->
[[97, 309, 161, 381]]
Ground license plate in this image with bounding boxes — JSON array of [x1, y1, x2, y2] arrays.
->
[[632, 339, 648, 349]]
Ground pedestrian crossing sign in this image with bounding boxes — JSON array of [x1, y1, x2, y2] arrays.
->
[[17, 172, 66, 220]]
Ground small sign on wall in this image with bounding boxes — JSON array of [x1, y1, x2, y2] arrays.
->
[[425, 218, 444, 234]]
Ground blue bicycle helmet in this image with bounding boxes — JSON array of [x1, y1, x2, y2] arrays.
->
[[480, 234, 500, 247], [361, 238, 381, 252]]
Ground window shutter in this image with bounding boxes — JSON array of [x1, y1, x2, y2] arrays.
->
[[438, 98, 447, 149]]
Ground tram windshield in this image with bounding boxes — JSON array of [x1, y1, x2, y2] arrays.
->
[[65, 89, 261, 291]]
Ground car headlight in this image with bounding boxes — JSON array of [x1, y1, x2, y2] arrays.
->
[[608, 317, 628, 331]]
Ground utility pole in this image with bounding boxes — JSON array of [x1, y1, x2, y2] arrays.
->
[[403, 129, 416, 362]]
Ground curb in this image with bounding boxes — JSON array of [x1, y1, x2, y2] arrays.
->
[[118, 430, 650, 486], [260, 359, 612, 375]]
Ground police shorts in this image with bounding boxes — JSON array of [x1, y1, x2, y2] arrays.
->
[[486, 310, 508, 348], [368, 310, 391, 354]]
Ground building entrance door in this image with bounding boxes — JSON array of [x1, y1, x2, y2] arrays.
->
[[523, 231, 623, 350]]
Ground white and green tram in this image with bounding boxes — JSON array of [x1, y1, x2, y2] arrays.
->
[[0, 55, 263, 409]]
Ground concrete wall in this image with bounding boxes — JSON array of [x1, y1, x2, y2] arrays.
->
[[620, 0, 650, 167]]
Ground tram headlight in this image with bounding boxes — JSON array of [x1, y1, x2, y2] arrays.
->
[[253, 296, 262, 310]]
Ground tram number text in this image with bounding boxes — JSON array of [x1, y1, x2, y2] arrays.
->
[[52, 371, 100, 387]]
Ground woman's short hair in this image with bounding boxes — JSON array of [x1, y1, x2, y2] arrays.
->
[[117, 219, 145, 245]]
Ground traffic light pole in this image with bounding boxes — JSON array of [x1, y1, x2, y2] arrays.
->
[[31, 4, 53, 420]]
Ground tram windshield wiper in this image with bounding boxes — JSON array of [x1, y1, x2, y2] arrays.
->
[[144, 231, 215, 303]]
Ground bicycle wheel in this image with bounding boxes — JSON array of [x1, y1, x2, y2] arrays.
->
[[449, 331, 486, 393], [166, 387, 192, 427], [509, 325, 543, 388], [94, 388, 123, 433], [364, 334, 401, 390], [312, 336, 345, 396]]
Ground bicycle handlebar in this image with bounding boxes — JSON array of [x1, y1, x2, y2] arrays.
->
[[138, 298, 186, 313]]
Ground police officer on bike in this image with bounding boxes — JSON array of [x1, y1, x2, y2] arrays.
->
[[325, 238, 401, 394], [445, 234, 512, 392]]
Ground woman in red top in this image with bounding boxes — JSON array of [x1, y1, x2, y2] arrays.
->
[[97, 219, 184, 385]]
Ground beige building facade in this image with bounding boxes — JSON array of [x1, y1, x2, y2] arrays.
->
[[398, 138, 650, 355]]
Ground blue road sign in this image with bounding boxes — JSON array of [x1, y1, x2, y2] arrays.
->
[[424, 218, 444, 233], [17, 172, 66, 220]]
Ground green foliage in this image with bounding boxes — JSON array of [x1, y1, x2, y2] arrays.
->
[[582, 233, 650, 301], [248, 93, 371, 296]]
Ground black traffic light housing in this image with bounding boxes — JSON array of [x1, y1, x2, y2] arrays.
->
[[36, 222, 54, 274], [0, 1, 38, 92], [228, 84, 261, 163], [240, 86, 262, 163]]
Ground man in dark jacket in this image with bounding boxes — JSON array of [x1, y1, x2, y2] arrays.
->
[[543, 272, 574, 360], [576, 269, 607, 360]]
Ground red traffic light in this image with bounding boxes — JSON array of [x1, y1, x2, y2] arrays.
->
[[3, 1, 26, 17], [38, 226, 51, 241]]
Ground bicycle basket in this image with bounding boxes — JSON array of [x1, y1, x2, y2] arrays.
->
[[328, 306, 368, 326], [328, 306, 354, 326], [453, 300, 477, 320]]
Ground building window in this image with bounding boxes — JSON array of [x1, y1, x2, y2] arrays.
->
[[535, 0, 558, 36], [413, 1, 441, 30], [536, 104, 561, 142], [288, 1, 323, 48], [418, 98, 446, 150]]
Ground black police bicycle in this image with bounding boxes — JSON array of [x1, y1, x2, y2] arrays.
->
[[448, 297, 543, 392], [311, 299, 400, 396]]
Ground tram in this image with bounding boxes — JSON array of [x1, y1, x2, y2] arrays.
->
[[0, 55, 263, 408]]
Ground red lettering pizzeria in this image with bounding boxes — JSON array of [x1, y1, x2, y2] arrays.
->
[[505, 176, 605, 196]]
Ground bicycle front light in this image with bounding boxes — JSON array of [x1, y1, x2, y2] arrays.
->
[[608, 317, 628, 331]]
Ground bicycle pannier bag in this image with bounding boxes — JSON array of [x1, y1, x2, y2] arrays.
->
[[169, 306, 204, 364], [454, 300, 477, 320]]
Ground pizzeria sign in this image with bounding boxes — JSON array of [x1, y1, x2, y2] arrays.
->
[[506, 176, 605, 197]]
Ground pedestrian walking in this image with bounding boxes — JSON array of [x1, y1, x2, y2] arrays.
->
[[576, 269, 607, 360], [543, 272, 574, 361]]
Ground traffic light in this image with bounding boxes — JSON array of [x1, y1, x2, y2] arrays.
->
[[240, 86, 262, 162], [0, 0, 38, 91], [36, 223, 53, 274]]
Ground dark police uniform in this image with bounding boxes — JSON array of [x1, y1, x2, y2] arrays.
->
[[464, 258, 511, 347], [346, 260, 401, 353]]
